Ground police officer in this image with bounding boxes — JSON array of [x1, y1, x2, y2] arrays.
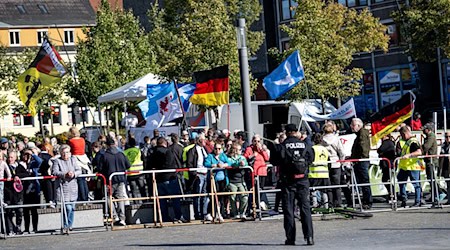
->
[[272, 124, 314, 246]]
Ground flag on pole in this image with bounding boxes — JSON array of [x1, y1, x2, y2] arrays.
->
[[370, 92, 415, 145], [17, 38, 67, 115], [190, 65, 229, 106], [263, 50, 305, 99], [142, 82, 183, 129], [177, 83, 197, 112]]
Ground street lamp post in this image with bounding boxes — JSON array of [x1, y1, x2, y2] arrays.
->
[[237, 18, 254, 144]]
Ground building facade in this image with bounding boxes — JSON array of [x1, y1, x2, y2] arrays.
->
[[0, 0, 99, 137]]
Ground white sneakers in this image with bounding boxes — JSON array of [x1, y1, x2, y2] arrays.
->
[[260, 202, 269, 211], [204, 214, 213, 221], [234, 214, 247, 220], [216, 214, 224, 223]]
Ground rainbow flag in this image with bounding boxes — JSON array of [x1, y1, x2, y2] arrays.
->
[[190, 65, 229, 106]]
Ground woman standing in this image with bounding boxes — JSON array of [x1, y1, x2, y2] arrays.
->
[[68, 127, 91, 202], [21, 148, 42, 234], [52, 144, 81, 234]]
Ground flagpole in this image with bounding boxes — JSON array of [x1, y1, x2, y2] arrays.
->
[[53, 24, 102, 135], [173, 80, 188, 132]]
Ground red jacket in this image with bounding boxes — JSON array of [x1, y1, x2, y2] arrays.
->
[[244, 145, 269, 176], [411, 119, 422, 131]]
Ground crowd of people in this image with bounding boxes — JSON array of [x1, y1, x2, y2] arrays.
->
[[0, 117, 449, 239]]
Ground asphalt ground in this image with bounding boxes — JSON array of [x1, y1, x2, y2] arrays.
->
[[1, 207, 450, 249]]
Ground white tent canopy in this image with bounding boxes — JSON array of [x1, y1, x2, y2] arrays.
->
[[97, 73, 163, 103]]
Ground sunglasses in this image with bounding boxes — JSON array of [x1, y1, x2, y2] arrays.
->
[[253, 140, 260, 142], [214, 147, 222, 150], [446, 136, 450, 138]]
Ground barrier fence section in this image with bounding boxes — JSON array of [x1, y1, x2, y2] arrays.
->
[[209, 166, 255, 223], [0, 173, 108, 239], [392, 154, 450, 211], [108, 166, 256, 230]]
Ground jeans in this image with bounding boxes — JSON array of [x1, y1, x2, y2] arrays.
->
[[398, 169, 421, 204], [193, 174, 209, 219], [353, 161, 372, 205], [77, 177, 89, 201], [128, 175, 147, 204], [157, 179, 182, 222], [329, 168, 342, 207], [0, 182, 4, 204], [110, 182, 126, 221], [6, 200, 23, 234], [228, 182, 248, 216], [64, 203, 75, 228]]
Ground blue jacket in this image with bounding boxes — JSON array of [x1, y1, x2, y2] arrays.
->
[[204, 153, 229, 182]]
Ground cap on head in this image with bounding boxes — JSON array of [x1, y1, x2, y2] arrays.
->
[[422, 123, 434, 131], [0, 138, 8, 144], [285, 124, 298, 133]]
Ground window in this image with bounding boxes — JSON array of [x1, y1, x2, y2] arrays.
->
[[37, 4, 49, 14], [64, 30, 74, 45], [13, 113, 34, 126], [9, 30, 20, 46], [280, 0, 298, 21], [281, 40, 290, 52], [338, 0, 367, 7], [42, 106, 61, 125], [37, 30, 48, 45], [386, 24, 399, 46], [23, 114, 34, 126], [16, 5, 26, 14]]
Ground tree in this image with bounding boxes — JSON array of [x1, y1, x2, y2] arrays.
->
[[392, 0, 450, 62], [70, 0, 158, 107], [272, 0, 389, 104], [147, 0, 264, 101]]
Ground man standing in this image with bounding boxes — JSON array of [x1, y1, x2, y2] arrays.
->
[[124, 137, 147, 204], [98, 136, 130, 226], [186, 134, 209, 220], [422, 123, 438, 203], [350, 118, 372, 209], [149, 137, 184, 222], [398, 126, 423, 207], [272, 124, 314, 246]]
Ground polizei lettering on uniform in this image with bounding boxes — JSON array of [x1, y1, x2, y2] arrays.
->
[[285, 142, 306, 149]]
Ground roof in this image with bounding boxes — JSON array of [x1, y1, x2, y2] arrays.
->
[[0, 0, 96, 27]]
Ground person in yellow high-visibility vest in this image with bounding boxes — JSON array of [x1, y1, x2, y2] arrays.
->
[[398, 126, 423, 208], [309, 134, 332, 209], [123, 138, 146, 204]]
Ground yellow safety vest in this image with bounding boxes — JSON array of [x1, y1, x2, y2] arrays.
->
[[182, 144, 195, 180], [398, 137, 423, 171], [124, 147, 143, 176], [309, 145, 330, 179]]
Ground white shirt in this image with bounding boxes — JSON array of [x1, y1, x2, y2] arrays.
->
[[196, 145, 207, 174]]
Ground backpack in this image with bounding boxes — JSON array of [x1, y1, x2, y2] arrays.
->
[[283, 144, 309, 179]]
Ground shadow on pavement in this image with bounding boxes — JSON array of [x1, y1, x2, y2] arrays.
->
[[362, 228, 450, 231], [126, 243, 290, 247]]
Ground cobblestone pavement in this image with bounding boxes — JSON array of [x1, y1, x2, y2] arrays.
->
[[2, 207, 450, 249]]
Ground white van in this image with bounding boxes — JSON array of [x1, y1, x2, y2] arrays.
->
[[215, 99, 338, 140]]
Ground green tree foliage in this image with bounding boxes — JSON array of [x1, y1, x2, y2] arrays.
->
[[70, 0, 158, 106], [392, 0, 450, 62], [272, 0, 389, 102], [147, 0, 264, 101]]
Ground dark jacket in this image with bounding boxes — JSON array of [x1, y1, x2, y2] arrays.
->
[[169, 142, 183, 169], [5, 162, 29, 204], [377, 138, 395, 170], [38, 151, 52, 176], [351, 128, 370, 159], [423, 132, 438, 164], [272, 136, 313, 183], [98, 146, 130, 184], [149, 146, 177, 182]]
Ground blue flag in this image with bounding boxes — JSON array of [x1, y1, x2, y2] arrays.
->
[[177, 83, 196, 112], [139, 82, 183, 129], [262, 50, 305, 99]]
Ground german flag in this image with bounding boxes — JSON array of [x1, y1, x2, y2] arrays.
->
[[17, 38, 67, 116], [190, 65, 229, 106], [370, 92, 415, 145]]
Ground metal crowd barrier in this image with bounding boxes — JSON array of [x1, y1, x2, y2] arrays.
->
[[392, 154, 450, 211], [108, 166, 256, 230], [209, 166, 255, 223], [0, 173, 108, 239]]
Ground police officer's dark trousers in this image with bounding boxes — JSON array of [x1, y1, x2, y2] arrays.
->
[[281, 178, 313, 243]]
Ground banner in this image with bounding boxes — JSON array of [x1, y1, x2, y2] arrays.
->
[[190, 65, 229, 106], [301, 98, 356, 122]]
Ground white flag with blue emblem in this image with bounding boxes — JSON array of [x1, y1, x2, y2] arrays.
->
[[263, 50, 305, 99], [139, 82, 183, 129], [177, 83, 196, 112]]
